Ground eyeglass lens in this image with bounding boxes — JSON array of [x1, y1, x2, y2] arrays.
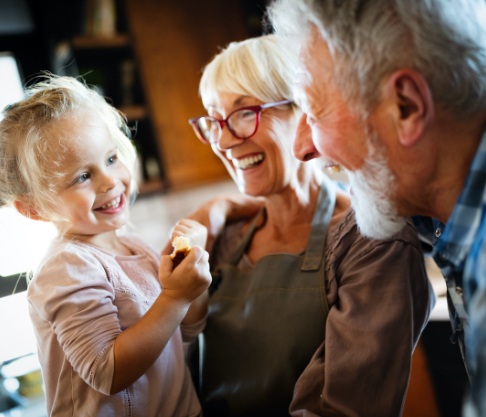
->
[[197, 108, 258, 143], [195, 118, 219, 143]]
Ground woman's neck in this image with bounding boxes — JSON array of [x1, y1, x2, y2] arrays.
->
[[264, 178, 320, 228], [245, 170, 322, 260]]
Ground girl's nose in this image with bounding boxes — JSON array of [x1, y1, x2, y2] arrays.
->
[[99, 172, 116, 193], [293, 114, 320, 162]]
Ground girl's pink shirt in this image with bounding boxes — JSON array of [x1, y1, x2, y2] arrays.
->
[[27, 234, 203, 417]]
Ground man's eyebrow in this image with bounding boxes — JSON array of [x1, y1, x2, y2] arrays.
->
[[292, 92, 303, 108], [292, 84, 310, 113]]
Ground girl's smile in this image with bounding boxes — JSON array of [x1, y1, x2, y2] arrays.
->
[[47, 113, 132, 244], [94, 193, 125, 214]]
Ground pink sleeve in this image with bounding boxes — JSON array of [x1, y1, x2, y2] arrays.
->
[[29, 246, 120, 395]]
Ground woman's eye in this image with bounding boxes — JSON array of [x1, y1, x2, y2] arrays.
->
[[239, 110, 256, 119]]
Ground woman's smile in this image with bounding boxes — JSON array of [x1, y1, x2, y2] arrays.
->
[[232, 153, 265, 170]]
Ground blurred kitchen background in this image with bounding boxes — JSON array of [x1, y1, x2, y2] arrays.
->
[[0, 0, 468, 416]]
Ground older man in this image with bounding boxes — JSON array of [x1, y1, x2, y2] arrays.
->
[[268, 0, 486, 416]]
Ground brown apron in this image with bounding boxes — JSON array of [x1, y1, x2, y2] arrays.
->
[[199, 178, 336, 417]]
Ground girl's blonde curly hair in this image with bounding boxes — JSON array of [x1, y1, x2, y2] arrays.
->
[[0, 74, 137, 222]]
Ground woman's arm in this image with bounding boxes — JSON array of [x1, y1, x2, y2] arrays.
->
[[162, 194, 263, 255]]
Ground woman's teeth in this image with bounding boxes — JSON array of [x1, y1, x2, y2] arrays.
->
[[233, 154, 264, 170], [99, 196, 121, 210]]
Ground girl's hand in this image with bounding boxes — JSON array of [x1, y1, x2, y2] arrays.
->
[[169, 218, 208, 249], [159, 246, 211, 303]]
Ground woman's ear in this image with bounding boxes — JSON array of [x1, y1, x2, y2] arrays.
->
[[386, 69, 434, 148], [13, 200, 44, 221]]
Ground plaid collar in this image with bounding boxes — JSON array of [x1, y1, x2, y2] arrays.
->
[[434, 132, 486, 272]]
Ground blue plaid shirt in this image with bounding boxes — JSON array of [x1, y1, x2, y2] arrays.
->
[[415, 132, 486, 417]]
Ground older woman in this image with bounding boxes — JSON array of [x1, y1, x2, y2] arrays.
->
[[185, 35, 434, 417]]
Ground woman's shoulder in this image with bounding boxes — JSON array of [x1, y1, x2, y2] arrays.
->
[[211, 218, 247, 266], [325, 209, 428, 292], [328, 208, 422, 257]]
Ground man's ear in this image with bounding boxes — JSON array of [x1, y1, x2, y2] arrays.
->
[[386, 69, 434, 147], [13, 200, 44, 221]]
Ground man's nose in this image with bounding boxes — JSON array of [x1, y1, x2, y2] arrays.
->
[[293, 114, 320, 162]]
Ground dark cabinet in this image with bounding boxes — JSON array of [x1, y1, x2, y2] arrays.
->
[[49, 0, 166, 194], [63, 30, 165, 194], [4, 0, 267, 190], [124, 0, 263, 188]]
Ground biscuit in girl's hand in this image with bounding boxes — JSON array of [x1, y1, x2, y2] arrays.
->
[[170, 236, 192, 267]]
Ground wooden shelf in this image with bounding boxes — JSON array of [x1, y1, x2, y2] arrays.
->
[[71, 34, 131, 50], [65, 24, 166, 192], [125, 0, 252, 188], [137, 179, 166, 196], [118, 105, 148, 122]]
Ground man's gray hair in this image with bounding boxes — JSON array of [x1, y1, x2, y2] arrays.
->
[[268, 0, 486, 116]]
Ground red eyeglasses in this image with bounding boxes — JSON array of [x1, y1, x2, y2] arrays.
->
[[188, 99, 293, 144]]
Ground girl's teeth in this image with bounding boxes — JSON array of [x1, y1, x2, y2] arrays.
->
[[100, 197, 121, 209], [234, 154, 264, 170]]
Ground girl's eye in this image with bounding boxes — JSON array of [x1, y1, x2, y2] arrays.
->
[[75, 173, 90, 184], [107, 154, 118, 165]]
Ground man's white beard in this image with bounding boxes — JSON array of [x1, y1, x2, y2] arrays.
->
[[347, 141, 407, 240]]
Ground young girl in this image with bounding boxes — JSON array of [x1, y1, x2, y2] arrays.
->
[[0, 75, 211, 417]]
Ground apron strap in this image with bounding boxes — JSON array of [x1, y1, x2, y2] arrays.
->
[[230, 206, 266, 265], [301, 174, 337, 271], [230, 174, 337, 269]]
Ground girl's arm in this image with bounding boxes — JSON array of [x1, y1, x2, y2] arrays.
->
[[111, 246, 211, 394]]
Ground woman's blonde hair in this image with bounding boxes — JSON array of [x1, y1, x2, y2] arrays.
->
[[199, 34, 298, 107], [0, 74, 137, 221]]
